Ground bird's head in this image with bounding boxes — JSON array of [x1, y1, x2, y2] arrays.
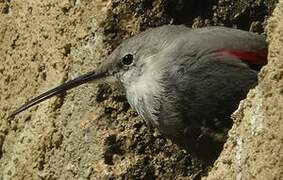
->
[[8, 25, 181, 117]]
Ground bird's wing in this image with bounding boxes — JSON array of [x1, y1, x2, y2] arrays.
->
[[157, 26, 268, 132], [178, 26, 268, 69]]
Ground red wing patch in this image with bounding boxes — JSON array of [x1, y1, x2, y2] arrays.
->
[[217, 49, 268, 66]]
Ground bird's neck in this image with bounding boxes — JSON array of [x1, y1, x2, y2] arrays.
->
[[126, 69, 164, 127]]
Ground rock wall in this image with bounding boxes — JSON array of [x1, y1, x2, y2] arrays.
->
[[0, 0, 281, 179]]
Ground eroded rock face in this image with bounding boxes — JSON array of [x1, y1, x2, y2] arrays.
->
[[0, 0, 279, 179]]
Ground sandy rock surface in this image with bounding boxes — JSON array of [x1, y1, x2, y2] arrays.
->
[[0, 0, 280, 179]]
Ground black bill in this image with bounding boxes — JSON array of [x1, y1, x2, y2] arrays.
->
[[9, 68, 109, 118]]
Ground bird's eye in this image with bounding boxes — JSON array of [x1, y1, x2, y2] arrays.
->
[[121, 54, 134, 66]]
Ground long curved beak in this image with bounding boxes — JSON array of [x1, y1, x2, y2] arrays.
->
[[9, 65, 111, 118]]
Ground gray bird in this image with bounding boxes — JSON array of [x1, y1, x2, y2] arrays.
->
[[9, 25, 267, 163]]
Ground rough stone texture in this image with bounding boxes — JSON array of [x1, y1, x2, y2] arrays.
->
[[205, 1, 283, 179], [0, 0, 279, 179]]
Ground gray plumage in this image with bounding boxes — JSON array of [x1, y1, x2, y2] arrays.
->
[[9, 25, 267, 163]]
